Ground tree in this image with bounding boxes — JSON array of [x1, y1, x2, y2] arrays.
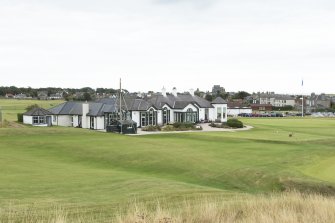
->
[[233, 91, 250, 100], [205, 94, 213, 101], [26, 104, 39, 111], [219, 92, 229, 100], [83, 92, 92, 101]]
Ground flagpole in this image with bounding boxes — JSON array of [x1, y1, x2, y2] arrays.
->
[[302, 96, 304, 117], [301, 79, 304, 117]]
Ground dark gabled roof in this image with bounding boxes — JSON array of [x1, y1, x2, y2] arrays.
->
[[48, 101, 83, 115], [23, 107, 53, 116], [96, 98, 117, 105], [211, 97, 227, 104], [146, 93, 213, 109], [96, 97, 151, 111], [127, 98, 151, 111], [49, 101, 118, 117], [191, 95, 213, 108], [47, 93, 214, 116], [87, 102, 104, 116], [173, 101, 194, 109]]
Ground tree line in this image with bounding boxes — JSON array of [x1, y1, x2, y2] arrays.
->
[[0, 86, 119, 101]]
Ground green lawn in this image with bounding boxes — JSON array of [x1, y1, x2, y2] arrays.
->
[[0, 118, 335, 220], [0, 99, 64, 122]]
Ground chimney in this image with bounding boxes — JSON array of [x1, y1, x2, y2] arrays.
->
[[172, 87, 177, 97], [82, 103, 89, 129], [162, 86, 167, 97], [189, 88, 194, 96]]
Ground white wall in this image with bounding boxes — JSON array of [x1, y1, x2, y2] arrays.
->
[[212, 104, 228, 122], [23, 116, 32, 125], [228, 108, 252, 117], [57, 115, 73, 127], [51, 115, 57, 125], [96, 117, 105, 130], [286, 100, 296, 107], [132, 111, 140, 127], [157, 110, 162, 125], [84, 116, 90, 129], [82, 103, 89, 129], [199, 108, 205, 121], [73, 115, 79, 127], [208, 108, 215, 122]]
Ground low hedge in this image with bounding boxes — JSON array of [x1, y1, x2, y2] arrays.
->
[[141, 125, 161, 131], [227, 119, 243, 128], [162, 123, 202, 131], [17, 113, 23, 123]]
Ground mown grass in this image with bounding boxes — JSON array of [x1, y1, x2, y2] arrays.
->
[[0, 99, 64, 122], [0, 118, 335, 221]]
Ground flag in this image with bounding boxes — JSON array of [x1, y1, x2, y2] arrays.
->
[[302, 79, 304, 87]]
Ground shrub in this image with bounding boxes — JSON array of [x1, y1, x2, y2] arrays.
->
[[161, 125, 175, 131], [227, 119, 243, 128], [209, 122, 229, 128], [17, 113, 23, 123], [141, 125, 161, 131], [173, 122, 195, 129], [209, 122, 216, 127], [163, 123, 202, 131], [25, 104, 39, 111]]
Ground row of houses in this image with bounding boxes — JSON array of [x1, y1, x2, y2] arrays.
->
[[250, 92, 333, 111], [5, 93, 33, 99]]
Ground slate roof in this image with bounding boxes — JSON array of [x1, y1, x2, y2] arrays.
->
[[23, 107, 53, 116], [211, 97, 227, 104], [49, 101, 117, 116], [96, 97, 151, 111], [146, 93, 213, 109], [46, 93, 215, 117], [48, 102, 82, 115]]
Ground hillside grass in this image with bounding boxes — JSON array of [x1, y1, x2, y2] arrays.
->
[[0, 118, 335, 221], [0, 99, 64, 122]]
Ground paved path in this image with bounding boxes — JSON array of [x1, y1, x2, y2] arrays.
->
[[135, 123, 253, 135]]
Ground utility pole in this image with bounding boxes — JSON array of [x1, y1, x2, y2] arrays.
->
[[119, 78, 123, 134]]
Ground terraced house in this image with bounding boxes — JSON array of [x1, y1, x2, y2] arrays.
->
[[23, 88, 227, 131]]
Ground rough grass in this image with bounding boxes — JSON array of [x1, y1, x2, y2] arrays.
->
[[117, 192, 335, 223], [1, 192, 335, 223]]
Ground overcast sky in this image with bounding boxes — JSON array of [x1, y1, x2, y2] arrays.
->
[[1, 0, 334, 94]]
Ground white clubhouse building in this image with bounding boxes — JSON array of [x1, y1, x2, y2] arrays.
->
[[23, 88, 228, 130]]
